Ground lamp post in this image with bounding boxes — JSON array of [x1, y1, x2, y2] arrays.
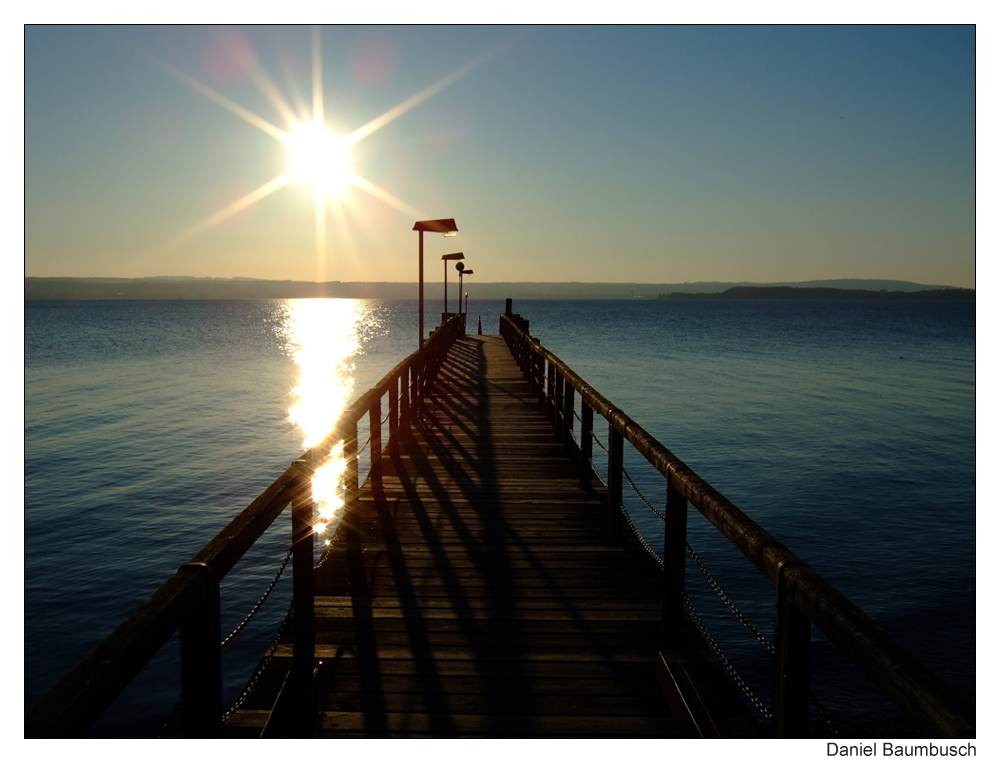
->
[[463, 270, 474, 316], [457, 265, 473, 317], [412, 219, 458, 353], [441, 252, 465, 315]]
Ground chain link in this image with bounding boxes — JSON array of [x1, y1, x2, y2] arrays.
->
[[686, 543, 774, 654], [221, 547, 292, 648], [589, 457, 609, 488], [222, 611, 289, 723], [618, 497, 665, 567], [621, 465, 666, 522], [682, 591, 773, 720], [592, 429, 609, 454]]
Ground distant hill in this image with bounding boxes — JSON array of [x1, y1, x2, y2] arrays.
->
[[659, 286, 974, 300], [24, 277, 966, 301]]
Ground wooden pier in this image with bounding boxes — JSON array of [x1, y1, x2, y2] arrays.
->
[[225, 334, 744, 737], [26, 310, 974, 739]]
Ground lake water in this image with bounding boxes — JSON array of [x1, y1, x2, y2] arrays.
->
[[23, 297, 975, 737]]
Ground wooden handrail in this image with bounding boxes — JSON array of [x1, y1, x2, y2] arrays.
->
[[499, 312, 974, 738], [26, 314, 466, 738]]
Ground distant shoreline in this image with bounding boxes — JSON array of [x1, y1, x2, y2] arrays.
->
[[23, 277, 972, 301], [658, 286, 975, 300]]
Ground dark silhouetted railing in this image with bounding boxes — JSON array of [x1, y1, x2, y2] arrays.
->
[[499, 309, 973, 738], [25, 315, 466, 738]]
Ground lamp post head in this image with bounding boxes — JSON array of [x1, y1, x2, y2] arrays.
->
[[456, 262, 465, 273], [413, 219, 458, 234], [441, 252, 465, 262], [463, 270, 474, 276]]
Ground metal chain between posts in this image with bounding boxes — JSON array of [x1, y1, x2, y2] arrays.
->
[[592, 429, 609, 454], [575, 402, 840, 734], [686, 543, 774, 654], [221, 547, 292, 648], [589, 457, 609, 488], [622, 465, 666, 522], [682, 591, 773, 720], [617, 496, 665, 567], [222, 612, 289, 723], [315, 507, 346, 570]]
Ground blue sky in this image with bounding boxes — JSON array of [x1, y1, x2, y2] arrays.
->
[[24, 25, 976, 287]]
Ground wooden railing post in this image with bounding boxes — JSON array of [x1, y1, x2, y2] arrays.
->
[[289, 459, 314, 678], [563, 383, 575, 453], [389, 374, 399, 445], [579, 402, 594, 488], [554, 371, 564, 439], [401, 365, 411, 423], [179, 561, 222, 737], [607, 423, 624, 540], [411, 361, 420, 418], [534, 348, 544, 404], [345, 421, 360, 515], [370, 397, 382, 492], [547, 362, 556, 423], [663, 475, 688, 643], [773, 561, 811, 737]]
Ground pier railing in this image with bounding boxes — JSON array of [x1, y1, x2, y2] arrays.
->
[[499, 310, 974, 738], [25, 314, 466, 739]]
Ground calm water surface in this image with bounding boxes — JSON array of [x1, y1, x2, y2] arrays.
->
[[24, 298, 974, 736]]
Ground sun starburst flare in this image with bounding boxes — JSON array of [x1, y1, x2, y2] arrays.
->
[[125, 26, 529, 263]]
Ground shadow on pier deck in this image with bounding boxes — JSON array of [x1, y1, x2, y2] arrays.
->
[[225, 335, 753, 738]]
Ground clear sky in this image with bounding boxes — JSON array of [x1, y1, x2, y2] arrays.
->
[[24, 24, 976, 287]]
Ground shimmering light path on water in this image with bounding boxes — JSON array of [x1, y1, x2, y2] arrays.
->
[[24, 298, 973, 735]]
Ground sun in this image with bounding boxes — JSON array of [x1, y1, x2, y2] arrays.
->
[[289, 124, 351, 197]]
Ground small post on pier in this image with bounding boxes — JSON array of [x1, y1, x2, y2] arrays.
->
[[179, 561, 222, 738], [401, 365, 411, 423], [563, 383, 575, 454], [607, 422, 624, 540], [345, 421, 360, 515], [773, 561, 811, 737], [289, 458, 315, 679], [579, 402, 594, 488], [389, 374, 399, 446], [547, 363, 557, 424], [554, 371, 565, 439], [663, 475, 688, 643], [370, 397, 383, 492]]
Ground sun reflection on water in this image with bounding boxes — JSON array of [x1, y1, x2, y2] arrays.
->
[[280, 298, 367, 543]]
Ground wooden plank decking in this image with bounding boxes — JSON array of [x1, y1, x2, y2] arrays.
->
[[224, 335, 714, 737]]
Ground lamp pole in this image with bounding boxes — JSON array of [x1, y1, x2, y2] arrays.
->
[[418, 229, 424, 351], [456, 266, 474, 317], [412, 219, 458, 352], [441, 252, 465, 315]]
